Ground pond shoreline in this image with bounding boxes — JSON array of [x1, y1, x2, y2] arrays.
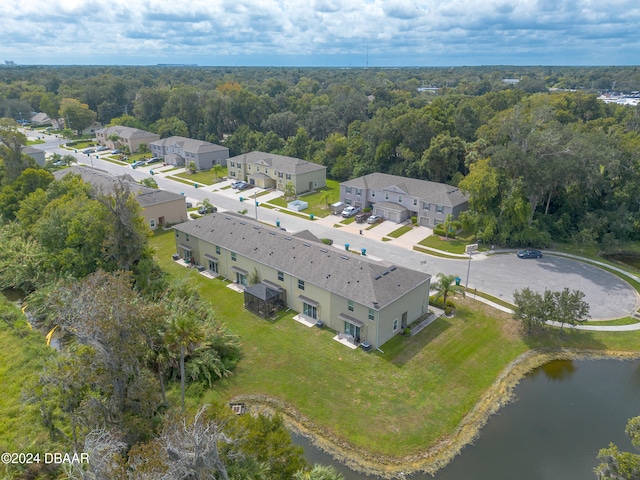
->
[[232, 348, 640, 479]]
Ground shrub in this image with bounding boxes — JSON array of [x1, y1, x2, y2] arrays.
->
[[321, 238, 333, 245], [411, 215, 418, 226], [190, 213, 202, 219]]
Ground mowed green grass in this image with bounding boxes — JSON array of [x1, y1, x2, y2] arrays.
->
[[152, 229, 640, 456]]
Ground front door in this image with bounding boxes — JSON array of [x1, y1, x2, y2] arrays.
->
[[208, 260, 218, 274], [344, 322, 360, 342], [236, 272, 247, 286]]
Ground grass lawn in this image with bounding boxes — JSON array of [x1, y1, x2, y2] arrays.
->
[[413, 245, 467, 260], [151, 229, 640, 457], [418, 233, 489, 255], [0, 303, 56, 456], [340, 216, 356, 225], [267, 180, 340, 218], [387, 225, 414, 238], [166, 175, 204, 187], [175, 168, 228, 186]]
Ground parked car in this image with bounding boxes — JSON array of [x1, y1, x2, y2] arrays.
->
[[237, 182, 252, 190], [82, 148, 95, 154], [111, 149, 122, 155], [186, 202, 193, 208], [355, 212, 371, 223], [517, 249, 543, 259], [367, 215, 382, 224], [146, 157, 161, 165], [230, 180, 244, 188], [95, 146, 108, 152], [131, 160, 146, 168], [198, 205, 217, 214], [341, 206, 361, 218]]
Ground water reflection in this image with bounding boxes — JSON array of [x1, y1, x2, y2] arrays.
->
[[538, 359, 577, 381]]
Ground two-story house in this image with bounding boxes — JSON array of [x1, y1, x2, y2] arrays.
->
[[96, 126, 160, 153], [54, 166, 188, 230], [340, 173, 469, 227], [227, 151, 326, 194], [149, 136, 229, 171], [172, 213, 431, 348]]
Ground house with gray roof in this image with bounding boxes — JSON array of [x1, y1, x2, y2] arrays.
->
[[96, 125, 159, 154], [172, 213, 431, 348], [54, 166, 187, 229], [21, 146, 45, 166], [340, 173, 469, 226], [149, 136, 229, 171], [228, 151, 326, 194]]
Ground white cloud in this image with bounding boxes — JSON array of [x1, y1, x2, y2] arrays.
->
[[1, 0, 639, 65]]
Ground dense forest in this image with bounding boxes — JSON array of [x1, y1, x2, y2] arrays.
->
[[1, 65, 640, 247]]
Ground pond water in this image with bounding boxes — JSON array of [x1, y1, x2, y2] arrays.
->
[[293, 359, 640, 480], [603, 253, 640, 271]]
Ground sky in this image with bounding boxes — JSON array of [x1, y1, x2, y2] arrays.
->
[[2, 0, 640, 67]]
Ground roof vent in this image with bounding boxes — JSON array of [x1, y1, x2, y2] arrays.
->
[[382, 271, 389, 275], [285, 237, 292, 241], [374, 275, 382, 280], [390, 266, 397, 271], [269, 231, 276, 235], [240, 221, 246, 225], [340, 255, 349, 260], [320, 248, 328, 253], [303, 243, 310, 247], [253, 226, 260, 230]]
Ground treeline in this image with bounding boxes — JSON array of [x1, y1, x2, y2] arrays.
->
[[2, 66, 640, 247]]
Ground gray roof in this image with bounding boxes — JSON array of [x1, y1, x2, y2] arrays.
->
[[150, 136, 228, 154], [96, 125, 158, 140], [343, 173, 469, 208], [53, 166, 184, 207], [173, 213, 430, 309], [229, 151, 326, 175], [21, 146, 44, 154]]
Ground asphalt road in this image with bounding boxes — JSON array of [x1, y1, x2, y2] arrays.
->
[[31, 132, 640, 321]]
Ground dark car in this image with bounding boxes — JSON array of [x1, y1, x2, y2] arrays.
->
[[355, 212, 371, 223], [95, 146, 109, 152], [237, 182, 252, 190], [146, 157, 161, 165], [111, 149, 122, 155], [198, 205, 217, 214], [517, 249, 543, 259]]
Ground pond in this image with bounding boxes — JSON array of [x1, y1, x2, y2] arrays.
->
[[293, 359, 640, 480], [602, 253, 640, 271]]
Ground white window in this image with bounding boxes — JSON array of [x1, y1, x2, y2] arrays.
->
[[436, 205, 444, 214], [348, 300, 354, 312], [423, 202, 430, 211], [385, 193, 389, 200], [393, 318, 399, 332], [398, 196, 402, 203], [149, 219, 156, 228], [368, 308, 375, 321], [278, 271, 284, 281], [346, 187, 352, 194], [298, 279, 305, 290], [413, 198, 417, 206]]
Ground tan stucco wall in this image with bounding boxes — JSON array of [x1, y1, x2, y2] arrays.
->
[[143, 199, 187, 229]]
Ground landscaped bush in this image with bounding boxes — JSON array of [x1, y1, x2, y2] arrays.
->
[[429, 295, 456, 310], [321, 238, 333, 245], [190, 213, 202, 219], [411, 215, 418, 226]]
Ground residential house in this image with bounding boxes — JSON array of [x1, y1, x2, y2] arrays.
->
[[149, 136, 229, 170], [172, 213, 431, 348], [228, 151, 326, 194], [95, 126, 160, 154], [54, 166, 187, 229], [21, 146, 46, 166], [81, 121, 104, 136], [340, 173, 469, 226]]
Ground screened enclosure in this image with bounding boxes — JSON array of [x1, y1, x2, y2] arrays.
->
[[243, 282, 286, 318]]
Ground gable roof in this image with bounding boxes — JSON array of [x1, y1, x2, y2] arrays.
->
[[53, 166, 184, 207], [343, 173, 469, 207], [150, 136, 228, 154], [229, 151, 326, 175], [173, 213, 430, 309], [96, 125, 158, 140]]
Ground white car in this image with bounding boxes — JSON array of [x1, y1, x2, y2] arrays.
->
[[341, 206, 360, 218]]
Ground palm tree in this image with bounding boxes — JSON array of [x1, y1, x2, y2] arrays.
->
[[433, 272, 465, 307], [197, 198, 215, 214], [294, 465, 345, 480], [166, 314, 203, 410], [319, 190, 332, 210], [212, 163, 224, 182]]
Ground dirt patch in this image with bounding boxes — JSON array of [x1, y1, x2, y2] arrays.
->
[[232, 348, 640, 479]]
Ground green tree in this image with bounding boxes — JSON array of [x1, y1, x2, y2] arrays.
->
[[549, 287, 590, 330], [513, 287, 548, 334], [140, 177, 158, 189], [294, 465, 345, 480], [284, 181, 297, 201], [166, 311, 204, 410], [595, 416, 640, 479], [320, 190, 332, 210], [59, 98, 97, 134], [197, 197, 215, 214], [212, 163, 224, 181], [187, 161, 197, 174]]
